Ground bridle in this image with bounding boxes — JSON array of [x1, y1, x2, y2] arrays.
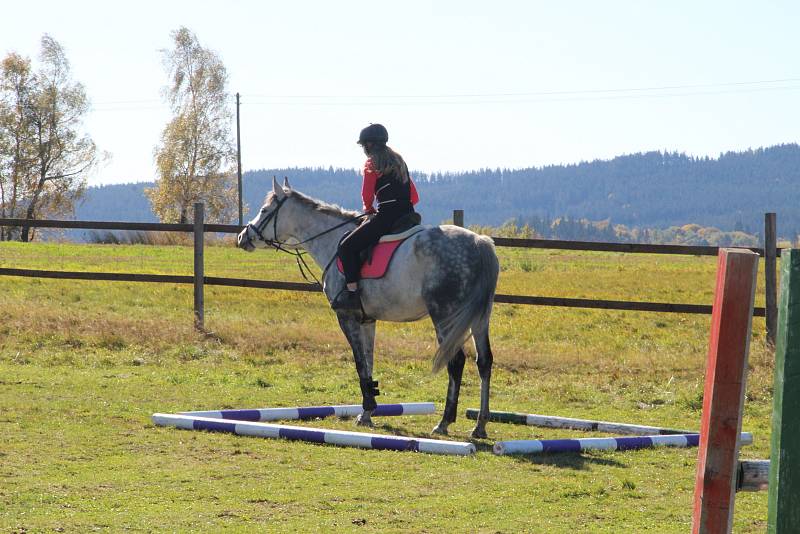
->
[[244, 195, 368, 285]]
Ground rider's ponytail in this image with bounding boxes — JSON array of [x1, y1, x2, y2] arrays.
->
[[368, 145, 410, 184]]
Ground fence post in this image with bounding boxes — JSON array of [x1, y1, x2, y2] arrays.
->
[[765, 212, 777, 346], [767, 248, 800, 533], [453, 209, 464, 228], [193, 203, 204, 331], [691, 248, 759, 534]]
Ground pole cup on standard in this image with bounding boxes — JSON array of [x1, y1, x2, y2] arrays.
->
[[691, 248, 758, 534], [767, 249, 800, 533], [193, 202, 204, 331]]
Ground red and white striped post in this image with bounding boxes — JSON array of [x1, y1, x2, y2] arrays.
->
[[691, 248, 759, 534]]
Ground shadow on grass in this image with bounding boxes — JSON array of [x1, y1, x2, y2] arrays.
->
[[175, 418, 626, 469], [507, 452, 626, 469], [373, 428, 626, 470], [468, 439, 626, 469], [377, 422, 434, 438]]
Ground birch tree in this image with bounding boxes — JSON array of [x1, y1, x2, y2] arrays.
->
[[0, 53, 35, 240], [0, 35, 98, 242], [146, 27, 237, 224]]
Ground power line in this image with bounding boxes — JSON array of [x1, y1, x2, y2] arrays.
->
[[88, 77, 800, 111], [245, 85, 800, 106], [244, 77, 800, 99]]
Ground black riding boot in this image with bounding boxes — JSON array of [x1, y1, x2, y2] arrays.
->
[[331, 288, 362, 311]]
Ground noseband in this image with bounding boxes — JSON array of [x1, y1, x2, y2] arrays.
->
[[245, 196, 289, 250]]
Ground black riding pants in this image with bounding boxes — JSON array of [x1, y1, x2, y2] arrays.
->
[[339, 207, 412, 284]]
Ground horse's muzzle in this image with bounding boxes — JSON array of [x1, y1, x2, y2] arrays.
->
[[237, 227, 256, 252]]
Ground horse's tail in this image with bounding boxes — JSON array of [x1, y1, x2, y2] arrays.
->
[[432, 235, 499, 373]]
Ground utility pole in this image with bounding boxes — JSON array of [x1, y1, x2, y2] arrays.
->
[[236, 92, 243, 227]]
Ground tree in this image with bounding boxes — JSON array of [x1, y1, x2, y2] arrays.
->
[[0, 53, 36, 241], [0, 35, 99, 242], [146, 27, 237, 224]]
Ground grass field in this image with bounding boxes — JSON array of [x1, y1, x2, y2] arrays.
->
[[0, 239, 774, 532]]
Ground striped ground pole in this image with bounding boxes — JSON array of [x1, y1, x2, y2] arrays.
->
[[465, 409, 692, 436], [493, 433, 754, 456], [181, 402, 435, 422], [152, 413, 476, 456]]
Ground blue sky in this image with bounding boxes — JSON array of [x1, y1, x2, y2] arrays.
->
[[2, 0, 799, 185]]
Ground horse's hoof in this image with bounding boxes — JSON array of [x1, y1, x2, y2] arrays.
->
[[355, 414, 374, 428], [471, 427, 488, 439], [431, 424, 449, 436]]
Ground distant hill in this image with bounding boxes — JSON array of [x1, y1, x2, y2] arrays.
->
[[73, 143, 800, 240]]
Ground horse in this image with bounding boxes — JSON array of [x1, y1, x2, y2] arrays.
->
[[237, 177, 499, 438]]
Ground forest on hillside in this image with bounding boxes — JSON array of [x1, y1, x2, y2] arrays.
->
[[74, 143, 800, 244]]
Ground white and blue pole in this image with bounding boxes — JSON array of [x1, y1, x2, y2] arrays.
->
[[493, 432, 754, 455], [153, 413, 475, 456], [181, 402, 435, 422]]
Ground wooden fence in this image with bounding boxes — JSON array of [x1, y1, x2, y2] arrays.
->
[[0, 208, 779, 343]]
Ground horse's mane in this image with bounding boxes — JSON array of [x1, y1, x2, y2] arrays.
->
[[265, 190, 361, 219]]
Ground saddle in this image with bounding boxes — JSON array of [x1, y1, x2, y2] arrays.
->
[[337, 212, 425, 279]]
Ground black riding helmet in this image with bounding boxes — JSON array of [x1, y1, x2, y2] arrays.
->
[[357, 123, 388, 145]]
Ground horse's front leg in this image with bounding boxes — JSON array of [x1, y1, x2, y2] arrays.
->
[[336, 313, 378, 427]]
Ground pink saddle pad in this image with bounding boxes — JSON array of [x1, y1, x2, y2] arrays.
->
[[336, 239, 406, 279]]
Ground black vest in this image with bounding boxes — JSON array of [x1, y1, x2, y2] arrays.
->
[[375, 165, 413, 213]]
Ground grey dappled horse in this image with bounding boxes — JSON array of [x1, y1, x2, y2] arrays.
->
[[237, 177, 499, 438]]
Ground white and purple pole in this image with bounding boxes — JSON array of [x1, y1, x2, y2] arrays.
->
[[466, 408, 693, 436], [493, 432, 754, 455], [152, 413, 475, 456], [181, 402, 435, 422]]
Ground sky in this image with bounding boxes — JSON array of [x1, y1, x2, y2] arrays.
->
[[2, 0, 799, 186]]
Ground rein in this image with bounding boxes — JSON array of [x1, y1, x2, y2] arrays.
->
[[246, 196, 368, 286]]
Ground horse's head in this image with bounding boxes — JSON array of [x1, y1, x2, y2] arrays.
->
[[237, 176, 300, 252]]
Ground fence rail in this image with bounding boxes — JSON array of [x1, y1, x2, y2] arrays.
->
[[0, 267, 766, 317], [0, 217, 777, 256], [0, 217, 239, 234], [0, 209, 778, 338], [491, 237, 772, 257]]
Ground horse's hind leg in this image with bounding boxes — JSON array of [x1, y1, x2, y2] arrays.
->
[[432, 348, 466, 435], [336, 314, 378, 427], [471, 321, 494, 439]]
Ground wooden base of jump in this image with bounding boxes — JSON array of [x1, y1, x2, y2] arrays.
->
[[738, 460, 770, 492], [152, 413, 475, 456]]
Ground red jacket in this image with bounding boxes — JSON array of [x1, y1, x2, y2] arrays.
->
[[361, 158, 419, 214]]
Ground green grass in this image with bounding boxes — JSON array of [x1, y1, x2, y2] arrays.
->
[[0, 241, 773, 532]]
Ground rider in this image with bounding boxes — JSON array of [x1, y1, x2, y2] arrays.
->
[[331, 123, 420, 311]]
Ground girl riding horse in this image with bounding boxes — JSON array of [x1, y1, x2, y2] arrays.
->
[[331, 123, 420, 311]]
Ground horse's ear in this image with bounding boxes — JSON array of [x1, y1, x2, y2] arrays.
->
[[272, 176, 285, 198], [283, 176, 291, 190]]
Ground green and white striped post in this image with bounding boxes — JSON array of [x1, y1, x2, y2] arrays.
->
[[767, 249, 800, 533]]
